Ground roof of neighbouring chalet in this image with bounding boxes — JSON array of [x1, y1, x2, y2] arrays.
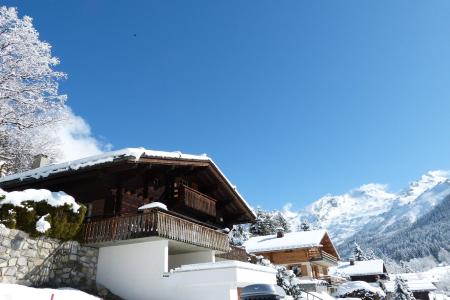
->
[[243, 229, 340, 259], [0, 148, 255, 220], [384, 277, 437, 293], [331, 259, 387, 277]]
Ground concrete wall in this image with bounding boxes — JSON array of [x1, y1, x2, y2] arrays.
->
[[96, 240, 277, 300], [169, 250, 215, 270], [96, 239, 170, 300]]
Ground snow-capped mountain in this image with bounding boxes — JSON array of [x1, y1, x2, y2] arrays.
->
[[286, 170, 450, 260]]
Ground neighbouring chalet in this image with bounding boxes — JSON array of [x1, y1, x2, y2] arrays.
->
[[385, 274, 437, 300], [0, 148, 277, 300], [331, 259, 389, 283], [243, 229, 341, 292]]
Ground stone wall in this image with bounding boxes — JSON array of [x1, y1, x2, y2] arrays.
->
[[0, 225, 98, 291]]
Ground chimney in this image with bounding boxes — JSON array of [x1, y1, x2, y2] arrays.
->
[[276, 227, 284, 238], [350, 258, 355, 265], [32, 154, 50, 169]]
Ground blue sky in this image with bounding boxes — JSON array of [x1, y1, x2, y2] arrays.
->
[[5, 1, 450, 210]]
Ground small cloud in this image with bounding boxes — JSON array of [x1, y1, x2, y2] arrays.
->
[[53, 109, 111, 162]]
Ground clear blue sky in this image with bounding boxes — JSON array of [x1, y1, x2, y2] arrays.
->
[[5, 0, 450, 210]]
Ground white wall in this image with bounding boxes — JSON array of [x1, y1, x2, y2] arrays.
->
[[169, 251, 215, 270], [96, 240, 277, 300], [168, 261, 277, 300], [96, 240, 169, 300]]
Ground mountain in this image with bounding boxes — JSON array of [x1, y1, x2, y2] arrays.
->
[[284, 170, 450, 262]]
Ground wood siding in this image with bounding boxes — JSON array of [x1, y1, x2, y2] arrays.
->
[[174, 184, 217, 217]]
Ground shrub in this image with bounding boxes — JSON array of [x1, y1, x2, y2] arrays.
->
[[0, 196, 86, 240]]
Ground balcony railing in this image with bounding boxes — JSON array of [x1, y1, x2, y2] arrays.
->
[[81, 209, 229, 252], [321, 250, 338, 264], [307, 248, 338, 265], [216, 245, 248, 262], [175, 185, 217, 217]]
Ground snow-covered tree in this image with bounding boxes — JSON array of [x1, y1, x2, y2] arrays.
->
[[253, 255, 303, 299], [394, 276, 416, 300], [276, 266, 303, 299], [400, 261, 415, 273], [300, 219, 310, 231], [249, 208, 294, 236], [229, 224, 249, 246], [273, 212, 291, 233], [0, 6, 67, 172], [353, 242, 369, 261], [249, 208, 277, 236]]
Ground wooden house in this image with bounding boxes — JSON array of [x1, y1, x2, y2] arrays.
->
[[332, 259, 389, 282], [0, 148, 277, 300], [244, 229, 340, 281], [385, 274, 437, 300]]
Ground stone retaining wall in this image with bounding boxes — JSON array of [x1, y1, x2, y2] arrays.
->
[[0, 225, 98, 291]]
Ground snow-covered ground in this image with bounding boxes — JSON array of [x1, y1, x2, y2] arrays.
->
[[0, 284, 100, 300]]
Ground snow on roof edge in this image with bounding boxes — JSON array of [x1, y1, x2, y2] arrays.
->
[[244, 229, 328, 253], [0, 148, 255, 218]]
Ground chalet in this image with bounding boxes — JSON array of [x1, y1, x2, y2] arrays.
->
[[331, 259, 389, 283], [0, 148, 277, 300], [243, 229, 340, 291]]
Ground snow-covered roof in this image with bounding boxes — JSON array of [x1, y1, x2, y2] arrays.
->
[[0, 148, 255, 217], [243, 229, 328, 253], [384, 274, 437, 292], [331, 260, 386, 276], [0, 148, 209, 183], [335, 281, 386, 297]]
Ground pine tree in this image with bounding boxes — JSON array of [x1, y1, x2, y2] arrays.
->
[[249, 208, 277, 236], [229, 224, 249, 246], [394, 276, 416, 300], [276, 266, 303, 299], [273, 212, 291, 233], [400, 261, 414, 273], [300, 219, 311, 231], [353, 242, 368, 261]]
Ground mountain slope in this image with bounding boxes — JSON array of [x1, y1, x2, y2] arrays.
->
[[286, 170, 450, 261], [370, 193, 450, 261]]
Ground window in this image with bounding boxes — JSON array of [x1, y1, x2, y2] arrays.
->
[[86, 199, 105, 218]]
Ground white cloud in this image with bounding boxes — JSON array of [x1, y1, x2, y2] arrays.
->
[[53, 109, 110, 163]]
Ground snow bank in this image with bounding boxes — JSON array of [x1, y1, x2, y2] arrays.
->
[[336, 281, 386, 297], [0, 188, 80, 213], [0, 284, 100, 300], [36, 214, 51, 233], [138, 202, 167, 210]]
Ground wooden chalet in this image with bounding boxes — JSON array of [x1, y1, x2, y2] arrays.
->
[[0, 148, 255, 252], [244, 229, 340, 280], [333, 259, 389, 282]]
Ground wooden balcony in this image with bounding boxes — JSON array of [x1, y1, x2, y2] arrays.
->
[[307, 248, 338, 265], [174, 184, 217, 217], [81, 209, 229, 252]]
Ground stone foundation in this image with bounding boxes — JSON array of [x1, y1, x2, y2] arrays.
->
[[0, 225, 98, 291]]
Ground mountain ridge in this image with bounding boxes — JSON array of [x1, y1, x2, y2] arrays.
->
[[282, 170, 450, 261]]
